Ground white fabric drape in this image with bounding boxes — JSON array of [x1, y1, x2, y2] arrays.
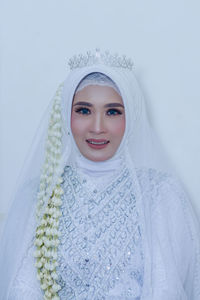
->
[[0, 59, 200, 299]]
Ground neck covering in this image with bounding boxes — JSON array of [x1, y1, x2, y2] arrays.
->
[[75, 153, 123, 177]]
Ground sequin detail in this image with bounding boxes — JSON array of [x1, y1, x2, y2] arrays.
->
[[57, 165, 144, 299]]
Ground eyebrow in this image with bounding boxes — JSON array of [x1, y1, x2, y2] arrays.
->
[[73, 101, 124, 108], [73, 101, 92, 107], [104, 103, 124, 108]]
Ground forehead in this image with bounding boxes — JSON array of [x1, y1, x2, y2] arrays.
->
[[73, 85, 124, 105]]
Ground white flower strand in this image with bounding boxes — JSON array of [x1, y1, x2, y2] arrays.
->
[[34, 83, 64, 299], [36, 84, 63, 221]]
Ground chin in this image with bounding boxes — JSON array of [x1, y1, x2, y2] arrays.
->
[[84, 152, 114, 162], [90, 157, 108, 162]]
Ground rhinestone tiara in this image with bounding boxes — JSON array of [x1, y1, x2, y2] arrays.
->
[[68, 49, 133, 71]]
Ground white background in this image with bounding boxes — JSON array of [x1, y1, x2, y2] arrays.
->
[[0, 0, 200, 227]]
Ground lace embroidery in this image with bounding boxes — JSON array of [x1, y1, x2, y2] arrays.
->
[[57, 164, 144, 299], [8, 239, 42, 299]]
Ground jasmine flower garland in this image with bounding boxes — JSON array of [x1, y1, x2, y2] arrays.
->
[[34, 83, 64, 300]]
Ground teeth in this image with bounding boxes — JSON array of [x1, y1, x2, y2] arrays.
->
[[88, 141, 108, 145]]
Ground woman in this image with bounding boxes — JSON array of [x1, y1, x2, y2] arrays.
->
[[0, 50, 200, 299]]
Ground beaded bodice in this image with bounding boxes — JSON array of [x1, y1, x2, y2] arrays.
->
[[57, 164, 144, 300]]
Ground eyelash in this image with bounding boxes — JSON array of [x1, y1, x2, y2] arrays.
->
[[74, 107, 122, 116], [107, 109, 122, 116], [75, 107, 91, 115]]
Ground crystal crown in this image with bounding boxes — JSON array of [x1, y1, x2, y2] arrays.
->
[[68, 49, 133, 71]]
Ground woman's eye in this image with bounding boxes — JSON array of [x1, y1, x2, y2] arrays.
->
[[107, 109, 122, 116], [75, 107, 91, 115]]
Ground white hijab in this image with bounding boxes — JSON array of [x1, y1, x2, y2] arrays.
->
[[69, 72, 124, 184]]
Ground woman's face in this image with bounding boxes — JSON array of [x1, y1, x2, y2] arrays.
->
[[71, 85, 125, 162]]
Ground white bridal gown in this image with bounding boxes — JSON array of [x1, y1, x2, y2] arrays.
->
[[8, 155, 200, 299], [1, 52, 200, 300]]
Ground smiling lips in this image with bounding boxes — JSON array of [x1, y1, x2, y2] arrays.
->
[[86, 139, 110, 149]]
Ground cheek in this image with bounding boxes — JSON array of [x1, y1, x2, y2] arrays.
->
[[109, 117, 125, 139], [71, 113, 88, 137]]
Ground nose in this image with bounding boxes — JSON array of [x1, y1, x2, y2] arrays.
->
[[89, 113, 106, 134]]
